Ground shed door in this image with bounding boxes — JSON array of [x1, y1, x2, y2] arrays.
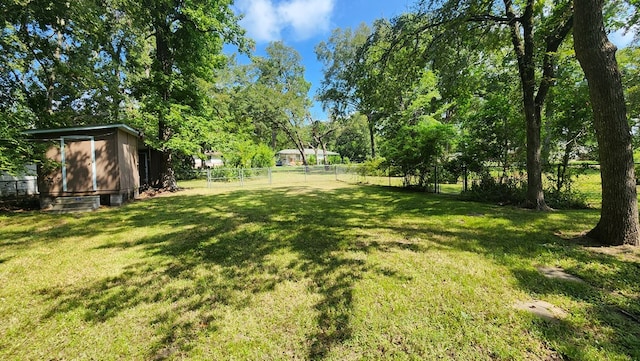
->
[[61, 137, 97, 192]]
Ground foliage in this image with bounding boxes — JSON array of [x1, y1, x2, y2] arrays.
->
[[543, 44, 596, 170], [457, 77, 526, 175], [329, 113, 371, 163], [0, 0, 247, 185], [239, 42, 312, 163], [315, 24, 377, 157], [618, 46, 640, 149], [326, 155, 342, 165], [381, 119, 455, 189], [172, 154, 198, 181], [356, 157, 387, 177], [222, 140, 275, 169], [251, 143, 276, 168], [462, 173, 527, 205]]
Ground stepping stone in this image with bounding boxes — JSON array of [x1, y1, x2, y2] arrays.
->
[[514, 300, 568, 321], [537, 266, 585, 283]]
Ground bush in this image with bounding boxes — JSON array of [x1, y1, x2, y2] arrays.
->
[[544, 163, 590, 209], [462, 173, 526, 205], [327, 155, 342, 165], [208, 167, 237, 182], [545, 187, 589, 209], [251, 144, 275, 168], [358, 157, 387, 177]]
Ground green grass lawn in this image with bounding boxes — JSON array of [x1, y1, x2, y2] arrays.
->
[[1, 183, 639, 360]]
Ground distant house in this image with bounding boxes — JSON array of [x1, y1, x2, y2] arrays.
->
[[193, 151, 224, 168], [25, 124, 151, 208], [277, 149, 340, 166]]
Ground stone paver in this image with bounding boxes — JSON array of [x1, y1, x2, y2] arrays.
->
[[514, 300, 568, 320], [537, 266, 585, 283]]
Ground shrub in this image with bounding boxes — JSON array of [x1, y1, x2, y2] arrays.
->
[[251, 144, 275, 168], [462, 173, 526, 205], [358, 157, 387, 177]]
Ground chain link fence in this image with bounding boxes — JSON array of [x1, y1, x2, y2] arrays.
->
[[172, 162, 609, 208]]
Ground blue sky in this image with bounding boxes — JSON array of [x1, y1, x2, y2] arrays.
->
[[229, 0, 637, 120], [229, 0, 413, 119]]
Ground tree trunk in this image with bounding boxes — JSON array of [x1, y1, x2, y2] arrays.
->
[[504, 0, 548, 210], [366, 112, 376, 158], [573, 0, 640, 246]]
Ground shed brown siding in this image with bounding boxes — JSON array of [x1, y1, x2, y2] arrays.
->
[[33, 126, 141, 204], [117, 131, 139, 195], [64, 139, 94, 192], [95, 135, 119, 192]]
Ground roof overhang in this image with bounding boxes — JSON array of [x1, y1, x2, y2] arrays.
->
[[24, 124, 141, 138]]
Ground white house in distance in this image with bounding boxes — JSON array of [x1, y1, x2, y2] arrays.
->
[[193, 151, 224, 168], [277, 149, 340, 166]]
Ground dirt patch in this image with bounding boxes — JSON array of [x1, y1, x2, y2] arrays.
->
[[537, 266, 584, 283], [585, 245, 640, 263], [136, 187, 181, 200]]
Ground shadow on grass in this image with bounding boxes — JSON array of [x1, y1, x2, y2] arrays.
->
[[12, 185, 640, 359], [33, 186, 440, 359]]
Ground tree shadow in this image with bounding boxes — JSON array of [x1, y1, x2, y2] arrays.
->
[[33, 186, 435, 359], [11, 184, 639, 359]]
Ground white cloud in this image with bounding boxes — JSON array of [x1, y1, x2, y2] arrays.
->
[[237, 0, 335, 42]]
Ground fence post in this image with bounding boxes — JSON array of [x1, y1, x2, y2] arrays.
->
[[334, 165, 338, 181], [15, 180, 19, 200], [240, 168, 244, 187], [268, 167, 272, 185], [463, 164, 468, 192], [207, 168, 211, 188], [434, 164, 438, 194]]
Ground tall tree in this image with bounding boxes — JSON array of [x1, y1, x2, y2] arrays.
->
[[330, 113, 371, 163], [128, 0, 246, 189], [315, 24, 378, 157], [0, 0, 135, 173], [573, 0, 640, 246], [310, 119, 338, 165], [241, 42, 312, 164]]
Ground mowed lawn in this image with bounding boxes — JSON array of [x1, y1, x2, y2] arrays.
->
[[1, 183, 639, 360]]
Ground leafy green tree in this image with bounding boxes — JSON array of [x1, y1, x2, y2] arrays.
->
[[378, 0, 573, 208], [330, 113, 371, 163], [240, 42, 312, 164], [543, 46, 595, 195], [458, 89, 525, 179], [315, 24, 378, 157], [379, 70, 455, 188], [381, 119, 455, 188], [124, 0, 246, 189], [618, 46, 640, 149], [0, 0, 134, 172], [251, 143, 276, 168], [310, 119, 338, 165]]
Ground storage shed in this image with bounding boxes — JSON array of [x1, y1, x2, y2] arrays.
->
[[25, 124, 143, 209]]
